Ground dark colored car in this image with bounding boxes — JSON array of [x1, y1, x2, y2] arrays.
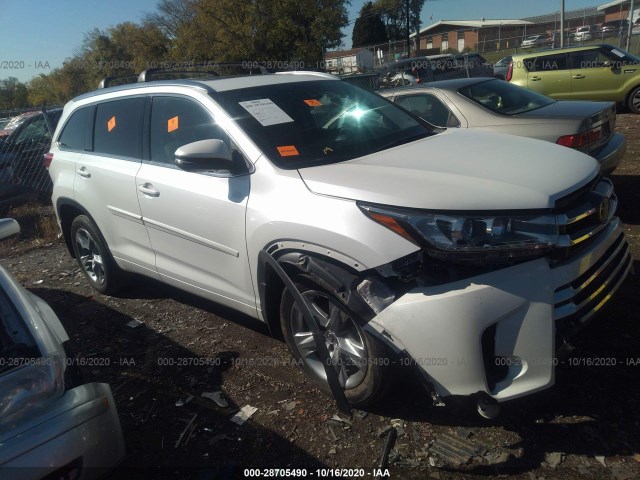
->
[[0, 109, 62, 194], [601, 20, 629, 38]]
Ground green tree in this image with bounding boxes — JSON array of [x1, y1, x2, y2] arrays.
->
[[352, 1, 388, 48], [169, 0, 348, 66], [373, 0, 425, 42], [0, 77, 29, 109]]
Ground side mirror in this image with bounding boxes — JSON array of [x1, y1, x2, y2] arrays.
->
[[175, 139, 247, 174], [0, 218, 20, 240]]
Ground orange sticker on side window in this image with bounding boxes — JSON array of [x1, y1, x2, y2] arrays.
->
[[277, 145, 299, 157], [107, 116, 116, 132], [304, 99, 322, 107], [167, 116, 179, 132]]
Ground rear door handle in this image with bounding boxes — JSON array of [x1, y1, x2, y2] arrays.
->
[[137, 183, 160, 197], [572, 74, 585, 79], [76, 167, 91, 178], [530, 76, 541, 81]]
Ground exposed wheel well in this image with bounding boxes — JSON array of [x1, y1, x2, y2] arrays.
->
[[58, 202, 86, 258], [262, 262, 286, 340]]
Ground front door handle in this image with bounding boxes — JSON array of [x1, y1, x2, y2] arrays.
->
[[76, 167, 91, 178], [530, 76, 541, 81], [572, 74, 585, 79], [137, 183, 160, 197]]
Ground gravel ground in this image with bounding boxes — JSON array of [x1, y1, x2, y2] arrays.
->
[[1, 114, 639, 480]]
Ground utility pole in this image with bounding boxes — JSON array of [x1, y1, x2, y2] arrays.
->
[[560, 0, 565, 48], [626, 0, 635, 51], [406, 0, 410, 57]]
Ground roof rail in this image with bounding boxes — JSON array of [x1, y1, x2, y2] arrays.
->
[[97, 75, 139, 89], [137, 62, 272, 83], [97, 62, 275, 90]]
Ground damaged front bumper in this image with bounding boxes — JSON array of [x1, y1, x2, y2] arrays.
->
[[367, 218, 632, 403]]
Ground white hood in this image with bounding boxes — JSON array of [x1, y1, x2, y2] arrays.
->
[[298, 129, 599, 211]]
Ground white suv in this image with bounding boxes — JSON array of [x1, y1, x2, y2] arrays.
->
[[47, 71, 631, 414]]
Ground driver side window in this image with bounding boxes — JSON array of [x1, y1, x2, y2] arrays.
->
[[150, 96, 229, 165]]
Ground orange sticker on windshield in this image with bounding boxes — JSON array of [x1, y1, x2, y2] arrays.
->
[[107, 116, 116, 132], [304, 99, 322, 107], [277, 145, 299, 156], [167, 116, 179, 132]]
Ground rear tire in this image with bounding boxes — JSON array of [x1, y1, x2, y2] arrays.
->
[[628, 86, 640, 114], [70, 215, 123, 295], [280, 281, 390, 406]]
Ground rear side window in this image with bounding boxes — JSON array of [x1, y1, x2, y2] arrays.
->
[[525, 54, 568, 72], [58, 106, 93, 151], [94, 98, 146, 159]]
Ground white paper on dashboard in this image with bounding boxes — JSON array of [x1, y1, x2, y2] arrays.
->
[[239, 99, 294, 126]]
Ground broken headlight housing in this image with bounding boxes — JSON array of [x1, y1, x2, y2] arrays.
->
[[359, 203, 559, 265]]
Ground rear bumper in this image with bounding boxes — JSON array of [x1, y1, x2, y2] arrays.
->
[[593, 132, 626, 174], [368, 218, 631, 403]]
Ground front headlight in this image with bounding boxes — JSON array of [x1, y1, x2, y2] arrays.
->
[[359, 203, 559, 265]]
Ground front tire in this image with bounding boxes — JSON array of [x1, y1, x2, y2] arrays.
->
[[70, 215, 123, 295], [280, 283, 389, 406], [628, 85, 640, 114]]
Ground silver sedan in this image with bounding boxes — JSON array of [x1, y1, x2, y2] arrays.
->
[[379, 77, 626, 173]]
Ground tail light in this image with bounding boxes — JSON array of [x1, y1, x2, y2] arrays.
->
[[505, 62, 513, 82], [556, 127, 601, 149], [43, 152, 53, 169]]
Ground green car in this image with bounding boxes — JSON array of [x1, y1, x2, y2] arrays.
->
[[507, 44, 640, 114]]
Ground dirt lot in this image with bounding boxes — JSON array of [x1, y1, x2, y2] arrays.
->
[[2, 115, 640, 480]]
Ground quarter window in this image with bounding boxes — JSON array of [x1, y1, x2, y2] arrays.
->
[[58, 106, 93, 151], [395, 94, 460, 128], [150, 96, 228, 165], [94, 98, 145, 159]]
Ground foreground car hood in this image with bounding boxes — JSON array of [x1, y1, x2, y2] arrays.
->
[[298, 130, 598, 210]]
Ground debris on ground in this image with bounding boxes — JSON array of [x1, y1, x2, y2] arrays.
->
[[201, 391, 229, 408], [544, 451, 564, 469], [610, 464, 638, 480], [595, 455, 607, 467], [230, 405, 258, 425], [430, 433, 485, 466], [175, 414, 198, 448], [175, 395, 194, 407], [376, 426, 397, 477], [125, 319, 143, 329], [284, 401, 298, 412]]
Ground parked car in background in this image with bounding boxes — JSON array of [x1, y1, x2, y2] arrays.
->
[[378, 58, 434, 86], [601, 19, 629, 38], [508, 44, 640, 114], [0, 112, 40, 138], [521, 34, 549, 49], [0, 218, 125, 479], [0, 118, 11, 131], [380, 77, 625, 173], [493, 55, 512, 79], [574, 25, 600, 42], [0, 108, 62, 191], [45, 69, 631, 416]]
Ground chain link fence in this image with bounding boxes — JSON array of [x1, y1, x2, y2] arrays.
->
[[0, 106, 61, 210]]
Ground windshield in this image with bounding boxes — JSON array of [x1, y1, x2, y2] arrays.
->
[[458, 79, 554, 115], [215, 80, 433, 168]]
